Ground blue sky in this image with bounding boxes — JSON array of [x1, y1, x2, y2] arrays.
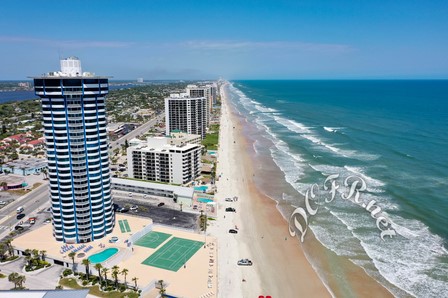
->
[[0, 0, 447, 80]]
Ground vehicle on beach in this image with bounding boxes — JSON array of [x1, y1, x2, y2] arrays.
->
[[225, 198, 233, 202], [157, 202, 165, 207], [225, 207, 236, 212], [229, 229, 238, 234], [237, 259, 253, 266], [109, 236, 119, 243]]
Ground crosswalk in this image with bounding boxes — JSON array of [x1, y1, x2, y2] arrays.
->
[[0, 225, 11, 230]]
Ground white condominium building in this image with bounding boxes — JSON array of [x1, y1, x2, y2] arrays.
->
[[165, 93, 207, 139], [127, 137, 202, 185]]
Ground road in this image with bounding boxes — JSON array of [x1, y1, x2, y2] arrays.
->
[[0, 183, 50, 235], [109, 113, 165, 150]]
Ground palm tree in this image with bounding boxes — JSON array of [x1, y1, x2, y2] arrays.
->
[[158, 279, 166, 297], [121, 268, 129, 287], [8, 272, 19, 289], [41, 167, 48, 180], [101, 267, 109, 288], [81, 258, 91, 280], [32, 249, 39, 261], [40, 250, 47, 262], [112, 265, 120, 288], [132, 277, 138, 290], [17, 274, 26, 289], [94, 263, 103, 284], [68, 251, 76, 271], [5, 239, 14, 257]]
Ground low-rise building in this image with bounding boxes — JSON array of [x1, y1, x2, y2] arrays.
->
[[111, 177, 194, 206], [168, 131, 202, 146], [0, 157, 47, 176]]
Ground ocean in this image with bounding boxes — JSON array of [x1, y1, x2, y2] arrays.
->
[[226, 80, 448, 297]]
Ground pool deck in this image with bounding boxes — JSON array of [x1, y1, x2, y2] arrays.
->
[[11, 213, 217, 298]]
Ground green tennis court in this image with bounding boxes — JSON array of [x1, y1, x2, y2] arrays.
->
[[135, 231, 172, 249], [141, 237, 204, 271], [118, 220, 131, 233]]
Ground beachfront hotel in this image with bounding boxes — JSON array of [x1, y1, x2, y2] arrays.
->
[[33, 57, 114, 243], [127, 136, 201, 185], [165, 93, 208, 139]]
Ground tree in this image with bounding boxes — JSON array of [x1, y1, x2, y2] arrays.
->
[[132, 277, 138, 290], [82, 258, 91, 280], [16, 274, 26, 289], [5, 239, 14, 257], [112, 265, 120, 288], [40, 250, 46, 261], [8, 272, 19, 289], [121, 268, 129, 287], [68, 252, 76, 271], [158, 279, 166, 297], [32, 249, 39, 261], [101, 267, 109, 288], [41, 168, 48, 180], [0, 243, 7, 261], [94, 263, 103, 285]]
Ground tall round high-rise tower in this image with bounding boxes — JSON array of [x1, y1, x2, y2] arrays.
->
[[33, 57, 114, 243]]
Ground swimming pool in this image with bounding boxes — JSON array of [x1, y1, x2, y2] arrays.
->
[[197, 198, 214, 203], [88, 248, 119, 264], [194, 186, 208, 192]]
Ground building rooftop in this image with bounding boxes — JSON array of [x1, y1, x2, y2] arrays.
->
[[112, 177, 194, 198]]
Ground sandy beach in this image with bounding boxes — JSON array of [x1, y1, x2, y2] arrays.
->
[[209, 82, 394, 298]]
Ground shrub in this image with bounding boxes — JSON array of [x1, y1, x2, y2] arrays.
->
[[74, 272, 79, 276], [119, 284, 126, 292], [82, 280, 89, 286], [63, 269, 73, 277]]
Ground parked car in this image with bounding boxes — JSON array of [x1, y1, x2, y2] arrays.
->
[[118, 207, 129, 213], [229, 229, 238, 234], [130, 205, 138, 211], [0, 201, 6, 206], [225, 207, 236, 212], [225, 198, 233, 202], [16, 213, 26, 220], [44, 218, 51, 224], [157, 202, 165, 207], [14, 225, 24, 231], [28, 217, 36, 225], [237, 259, 253, 266]]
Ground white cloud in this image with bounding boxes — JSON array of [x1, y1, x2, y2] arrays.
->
[[0, 36, 133, 48], [181, 40, 355, 53]]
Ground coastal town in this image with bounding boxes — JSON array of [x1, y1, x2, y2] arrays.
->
[[0, 60, 233, 297]]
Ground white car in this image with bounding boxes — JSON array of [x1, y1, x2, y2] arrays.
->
[[130, 205, 138, 211], [0, 201, 6, 206], [225, 198, 233, 202], [237, 259, 253, 266]]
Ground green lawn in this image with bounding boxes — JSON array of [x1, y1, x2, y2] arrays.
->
[[59, 278, 139, 298], [202, 124, 220, 150]]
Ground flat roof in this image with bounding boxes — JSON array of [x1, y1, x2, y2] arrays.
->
[[111, 177, 194, 198], [29, 76, 112, 79]]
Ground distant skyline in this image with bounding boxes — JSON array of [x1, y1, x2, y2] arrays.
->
[[1, 0, 447, 80]]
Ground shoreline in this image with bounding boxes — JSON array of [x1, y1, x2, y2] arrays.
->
[[211, 82, 395, 297]]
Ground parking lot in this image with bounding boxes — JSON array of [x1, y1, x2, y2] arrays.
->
[[114, 198, 199, 230]]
